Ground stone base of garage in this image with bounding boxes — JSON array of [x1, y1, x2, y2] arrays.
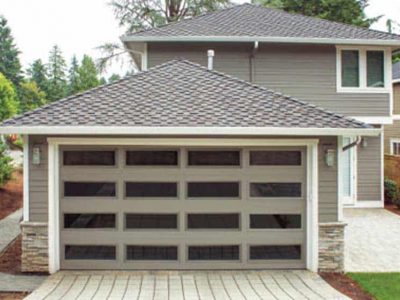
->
[[20, 221, 49, 273], [318, 222, 346, 273]]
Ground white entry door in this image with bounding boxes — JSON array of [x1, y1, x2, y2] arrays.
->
[[342, 137, 356, 205]]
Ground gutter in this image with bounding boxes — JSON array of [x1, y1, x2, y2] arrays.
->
[[121, 35, 400, 47], [0, 126, 381, 137]]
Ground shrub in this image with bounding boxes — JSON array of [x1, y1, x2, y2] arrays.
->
[[0, 139, 13, 187], [384, 178, 399, 206]]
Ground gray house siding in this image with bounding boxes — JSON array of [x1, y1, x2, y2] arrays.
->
[[147, 42, 390, 117], [27, 135, 339, 223], [357, 134, 382, 201]]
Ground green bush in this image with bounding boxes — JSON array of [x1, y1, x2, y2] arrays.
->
[[384, 178, 399, 206], [0, 139, 13, 187]]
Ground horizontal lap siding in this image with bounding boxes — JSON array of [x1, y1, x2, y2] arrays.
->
[[357, 134, 382, 201], [147, 42, 390, 117], [393, 84, 400, 115], [384, 120, 400, 154], [29, 135, 48, 222]]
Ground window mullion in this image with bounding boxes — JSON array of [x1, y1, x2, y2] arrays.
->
[[359, 50, 367, 89]]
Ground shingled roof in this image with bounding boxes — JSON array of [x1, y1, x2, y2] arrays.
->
[[1, 59, 370, 132], [123, 4, 400, 44]]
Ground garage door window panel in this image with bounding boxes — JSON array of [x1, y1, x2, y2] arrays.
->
[[187, 182, 240, 198], [249, 245, 301, 260], [64, 182, 116, 197], [63, 151, 116, 166], [65, 245, 116, 260], [187, 214, 240, 229], [188, 246, 240, 260], [188, 151, 240, 166], [64, 214, 116, 229], [126, 150, 178, 166], [250, 183, 302, 198], [125, 214, 178, 229], [250, 214, 301, 229], [126, 246, 178, 260], [125, 182, 178, 198], [249, 151, 302, 166]]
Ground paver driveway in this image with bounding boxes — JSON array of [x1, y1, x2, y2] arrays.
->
[[25, 270, 348, 300], [344, 208, 400, 272]]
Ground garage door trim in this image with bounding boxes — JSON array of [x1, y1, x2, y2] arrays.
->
[[47, 137, 319, 274]]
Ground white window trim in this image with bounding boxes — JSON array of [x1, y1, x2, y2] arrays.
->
[[390, 138, 400, 155], [47, 137, 319, 273], [339, 137, 358, 208], [336, 46, 392, 93]]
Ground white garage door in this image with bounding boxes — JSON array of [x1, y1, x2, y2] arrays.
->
[[59, 146, 307, 269]]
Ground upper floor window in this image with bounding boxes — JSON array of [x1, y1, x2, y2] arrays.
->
[[337, 47, 389, 93]]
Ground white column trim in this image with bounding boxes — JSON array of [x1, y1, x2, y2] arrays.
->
[[337, 137, 343, 221], [22, 135, 29, 222]]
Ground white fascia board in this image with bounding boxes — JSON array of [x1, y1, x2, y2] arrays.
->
[[0, 126, 381, 136], [121, 35, 400, 46], [393, 79, 400, 84], [351, 116, 393, 125]]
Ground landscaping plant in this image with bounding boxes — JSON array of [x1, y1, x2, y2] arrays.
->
[[0, 139, 13, 188]]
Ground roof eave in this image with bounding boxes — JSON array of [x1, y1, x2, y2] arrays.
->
[[0, 126, 380, 137], [121, 35, 400, 46]]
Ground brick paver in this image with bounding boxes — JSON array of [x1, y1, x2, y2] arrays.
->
[[25, 270, 348, 300], [344, 208, 400, 272]]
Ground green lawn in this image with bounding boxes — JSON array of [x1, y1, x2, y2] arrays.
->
[[348, 273, 400, 300]]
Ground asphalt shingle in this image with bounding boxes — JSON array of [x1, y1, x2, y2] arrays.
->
[[1, 59, 369, 129], [125, 4, 400, 42]]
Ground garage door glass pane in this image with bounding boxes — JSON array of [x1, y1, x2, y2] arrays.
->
[[250, 183, 301, 197], [250, 151, 301, 166], [125, 182, 177, 197], [250, 214, 301, 229], [125, 214, 177, 229], [126, 246, 178, 260], [187, 182, 239, 198], [250, 245, 301, 260], [63, 151, 115, 166], [188, 246, 239, 260], [65, 245, 116, 260], [64, 214, 116, 229], [188, 151, 240, 166], [188, 214, 240, 229], [64, 182, 116, 197], [126, 151, 178, 166]]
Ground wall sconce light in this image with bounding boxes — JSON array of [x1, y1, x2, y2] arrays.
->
[[32, 146, 41, 165], [362, 138, 368, 148], [325, 149, 335, 167]]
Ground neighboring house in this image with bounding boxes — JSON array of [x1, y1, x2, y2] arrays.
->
[[384, 61, 400, 154], [0, 4, 399, 275]]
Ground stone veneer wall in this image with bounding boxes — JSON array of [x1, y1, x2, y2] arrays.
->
[[319, 222, 346, 272], [20, 221, 49, 273]]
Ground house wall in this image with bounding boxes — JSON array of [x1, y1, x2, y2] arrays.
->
[[384, 83, 400, 154], [27, 135, 339, 223], [146, 42, 390, 117]]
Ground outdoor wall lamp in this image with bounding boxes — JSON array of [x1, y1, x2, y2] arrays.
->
[[362, 138, 368, 148], [32, 146, 41, 165], [325, 149, 335, 167]]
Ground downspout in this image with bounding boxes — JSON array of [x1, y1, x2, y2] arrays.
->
[[249, 41, 259, 83], [342, 136, 363, 151]]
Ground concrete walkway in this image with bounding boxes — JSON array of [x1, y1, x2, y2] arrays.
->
[[25, 270, 348, 300], [344, 208, 400, 272], [0, 208, 22, 254], [0, 272, 46, 292]]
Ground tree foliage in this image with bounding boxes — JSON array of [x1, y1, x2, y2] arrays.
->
[[19, 81, 47, 113], [47, 45, 67, 102], [77, 55, 100, 92], [27, 59, 48, 96], [254, 0, 379, 27], [0, 16, 22, 88], [0, 72, 18, 121], [67, 55, 80, 96], [0, 139, 13, 188]]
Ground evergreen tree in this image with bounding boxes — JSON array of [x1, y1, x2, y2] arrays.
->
[[47, 45, 67, 102], [0, 72, 18, 121], [68, 55, 80, 95], [108, 73, 121, 83], [19, 81, 47, 112], [77, 55, 100, 92], [27, 59, 48, 96], [0, 16, 22, 87], [0, 139, 13, 188]]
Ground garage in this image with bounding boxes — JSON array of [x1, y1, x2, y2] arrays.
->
[[59, 145, 307, 270]]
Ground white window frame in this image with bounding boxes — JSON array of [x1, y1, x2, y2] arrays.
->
[[390, 138, 400, 155], [336, 46, 392, 93], [339, 137, 357, 207]]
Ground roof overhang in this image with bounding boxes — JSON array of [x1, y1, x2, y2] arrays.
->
[[0, 126, 381, 137], [393, 79, 400, 84], [121, 35, 400, 47]]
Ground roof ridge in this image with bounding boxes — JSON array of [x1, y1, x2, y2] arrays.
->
[[177, 59, 367, 127]]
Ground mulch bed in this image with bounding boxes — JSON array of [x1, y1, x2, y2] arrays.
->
[[0, 236, 22, 275], [0, 292, 29, 300], [0, 170, 23, 221], [320, 273, 374, 300], [385, 202, 400, 216]]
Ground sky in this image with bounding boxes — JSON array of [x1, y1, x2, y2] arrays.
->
[[1, 0, 400, 77]]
